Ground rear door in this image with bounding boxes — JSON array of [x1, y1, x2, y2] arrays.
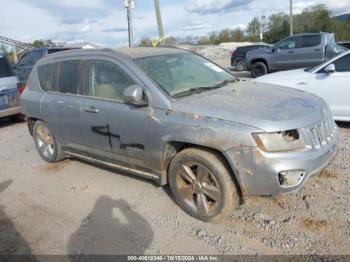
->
[[0, 56, 20, 114], [300, 35, 323, 67], [307, 54, 350, 119], [271, 35, 303, 70], [39, 60, 85, 148]]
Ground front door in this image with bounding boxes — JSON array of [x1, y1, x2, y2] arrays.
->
[[80, 59, 152, 169]]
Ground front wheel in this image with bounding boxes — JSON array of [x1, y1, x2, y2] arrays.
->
[[33, 121, 65, 163], [251, 62, 268, 78], [168, 148, 240, 222]]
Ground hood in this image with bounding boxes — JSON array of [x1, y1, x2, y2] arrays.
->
[[247, 47, 273, 58], [171, 81, 325, 132], [256, 68, 311, 82]]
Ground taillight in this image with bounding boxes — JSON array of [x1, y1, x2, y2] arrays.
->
[[17, 83, 27, 94]]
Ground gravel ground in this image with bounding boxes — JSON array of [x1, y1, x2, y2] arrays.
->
[[0, 116, 349, 256]]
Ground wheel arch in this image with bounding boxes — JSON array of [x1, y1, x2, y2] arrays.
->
[[234, 58, 247, 64], [251, 58, 269, 69], [27, 117, 41, 136], [161, 141, 243, 198]]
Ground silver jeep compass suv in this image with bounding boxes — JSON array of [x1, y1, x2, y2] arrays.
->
[[20, 48, 338, 221]]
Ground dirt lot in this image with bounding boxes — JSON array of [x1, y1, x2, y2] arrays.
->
[[0, 116, 349, 256]]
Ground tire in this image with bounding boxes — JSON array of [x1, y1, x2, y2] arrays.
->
[[33, 120, 65, 163], [235, 59, 247, 72], [251, 62, 268, 78], [168, 148, 240, 222]]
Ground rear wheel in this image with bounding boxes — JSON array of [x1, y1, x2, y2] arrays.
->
[[33, 121, 65, 163], [168, 148, 239, 222], [235, 59, 247, 72], [251, 62, 268, 78]]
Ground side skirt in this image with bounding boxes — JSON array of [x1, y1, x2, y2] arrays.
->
[[64, 151, 162, 184]]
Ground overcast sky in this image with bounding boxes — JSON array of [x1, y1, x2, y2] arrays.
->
[[1, 0, 349, 47]]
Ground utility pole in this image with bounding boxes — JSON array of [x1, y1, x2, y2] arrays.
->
[[124, 0, 134, 47], [154, 0, 164, 40], [290, 0, 293, 36]]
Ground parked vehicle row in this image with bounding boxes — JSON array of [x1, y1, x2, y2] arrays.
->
[[256, 50, 350, 122], [245, 32, 347, 78], [20, 48, 339, 222]]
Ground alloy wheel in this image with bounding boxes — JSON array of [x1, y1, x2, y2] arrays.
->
[[35, 124, 55, 159], [253, 65, 266, 77], [175, 162, 221, 216]]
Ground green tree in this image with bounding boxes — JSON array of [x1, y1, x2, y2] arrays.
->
[[246, 17, 261, 42]]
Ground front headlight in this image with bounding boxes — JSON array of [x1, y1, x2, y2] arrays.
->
[[252, 129, 305, 152]]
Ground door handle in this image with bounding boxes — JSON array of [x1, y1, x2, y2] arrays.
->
[[84, 106, 99, 113], [314, 49, 321, 51], [288, 51, 294, 54]]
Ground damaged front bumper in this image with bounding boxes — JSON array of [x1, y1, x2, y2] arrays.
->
[[225, 123, 339, 196]]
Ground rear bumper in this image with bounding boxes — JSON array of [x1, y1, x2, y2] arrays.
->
[[225, 132, 339, 196], [0, 106, 21, 118]]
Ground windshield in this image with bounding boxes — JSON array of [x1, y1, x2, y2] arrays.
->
[[134, 53, 237, 98]]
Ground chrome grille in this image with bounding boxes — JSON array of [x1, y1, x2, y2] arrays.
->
[[308, 115, 337, 150]]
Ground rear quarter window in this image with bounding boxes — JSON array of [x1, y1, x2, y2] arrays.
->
[[38, 64, 56, 91], [58, 61, 80, 94], [0, 57, 15, 78], [302, 35, 321, 48]]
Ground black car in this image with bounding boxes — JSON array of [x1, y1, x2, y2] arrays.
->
[[231, 44, 270, 71], [14, 47, 77, 86], [338, 41, 350, 49]]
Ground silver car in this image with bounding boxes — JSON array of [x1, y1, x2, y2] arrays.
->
[[20, 48, 338, 221], [0, 54, 21, 119]]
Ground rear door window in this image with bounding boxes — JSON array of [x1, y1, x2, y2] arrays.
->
[[58, 61, 80, 94], [301, 35, 321, 48], [38, 63, 56, 91], [0, 57, 15, 78]]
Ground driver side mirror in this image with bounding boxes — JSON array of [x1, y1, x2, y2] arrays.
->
[[123, 85, 148, 106], [324, 64, 336, 74]]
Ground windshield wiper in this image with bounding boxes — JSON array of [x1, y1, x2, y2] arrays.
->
[[173, 79, 238, 98], [173, 86, 218, 98], [213, 78, 238, 88]]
